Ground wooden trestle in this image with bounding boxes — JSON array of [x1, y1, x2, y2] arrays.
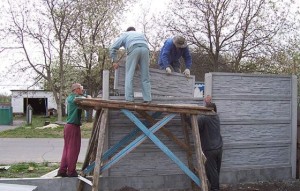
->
[[75, 98, 213, 191]]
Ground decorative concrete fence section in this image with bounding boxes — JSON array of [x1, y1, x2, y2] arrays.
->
[[205, 73, 297, 183], [114, 65, 195, 97]]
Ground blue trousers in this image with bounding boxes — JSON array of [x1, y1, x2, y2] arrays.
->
[[125, 46, 151, 102]]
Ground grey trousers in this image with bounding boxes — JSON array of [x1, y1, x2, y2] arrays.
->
[[125, 46, 152, 102]]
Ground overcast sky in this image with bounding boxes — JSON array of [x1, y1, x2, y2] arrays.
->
[[0, 0, 169, 95], [0, 0, 298, 95]]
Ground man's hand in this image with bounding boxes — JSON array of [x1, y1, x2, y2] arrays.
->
[[166, 67, 171, 74], [183, 68, 190, 77], [112, 63, 119, 70]]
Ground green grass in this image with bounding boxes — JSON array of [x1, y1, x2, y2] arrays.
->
[[0, 162, 59, 178], [0, 115, 93, 138], [0, 116, 91, 178], [0, 162, 83, 178]]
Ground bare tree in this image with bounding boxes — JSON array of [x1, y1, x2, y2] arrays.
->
[[71, 0, 128, 98], [165, 0, 296, 72], [68, 0, 128, 121], [44, 0, 81, 121], [5, 0, 80, 121], [135, 3, 171, 67]]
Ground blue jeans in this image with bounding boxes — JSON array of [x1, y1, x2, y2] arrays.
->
[[125, 46, 152, 102]]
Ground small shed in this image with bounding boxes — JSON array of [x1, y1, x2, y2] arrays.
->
[[11, 90, 57, 115]]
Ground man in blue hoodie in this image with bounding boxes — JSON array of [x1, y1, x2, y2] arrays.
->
[[109, 27, 152, 103], [158, 36, 192, 77]]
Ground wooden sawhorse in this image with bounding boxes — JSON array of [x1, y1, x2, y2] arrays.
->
[[75, 99, 212, 191]]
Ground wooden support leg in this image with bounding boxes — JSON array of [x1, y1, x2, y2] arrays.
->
[[92, 108, 109, 191], [181, 114, 199, 191], [77, 109, 102, 191], [190, 115, 208, 191], [82, 110, 102, 171]]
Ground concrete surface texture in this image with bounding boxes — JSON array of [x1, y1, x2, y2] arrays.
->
[[0, 138, 89, 164], [0, 120, 24, 132], [0, 183, 37, 191]]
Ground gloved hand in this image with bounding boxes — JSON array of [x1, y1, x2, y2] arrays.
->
[[183, 68, 190, 77], [166, 67, 172, 74], [112, 63, 119, 70]]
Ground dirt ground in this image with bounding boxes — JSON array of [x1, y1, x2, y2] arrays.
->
[[221, 179, 300, 191], [116, 180, 300, 191]]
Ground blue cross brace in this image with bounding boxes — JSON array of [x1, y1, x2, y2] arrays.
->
[[83, 112, 164, 174], [120, 109, 201, 187], [100, 112, 176, 173], [83, 109, 201, 187], [83, 127, 140, 174]]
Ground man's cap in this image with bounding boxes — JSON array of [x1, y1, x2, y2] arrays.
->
[[71, 83, 82, 91], [173, 36, 187, 48]]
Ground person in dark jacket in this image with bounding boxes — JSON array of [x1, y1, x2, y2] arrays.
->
[[197, 102, 223, 191], [203, 95, 217, 112], [158, 36, 192, 77]]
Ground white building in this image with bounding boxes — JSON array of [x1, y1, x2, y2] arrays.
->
[[11, 90, 57, 115]]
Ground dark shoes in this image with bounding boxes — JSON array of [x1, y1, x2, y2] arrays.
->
[[55, 172, 67, 177], [55, 171, 78, 177]]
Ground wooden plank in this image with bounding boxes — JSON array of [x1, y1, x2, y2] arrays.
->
[[75, 98, 214, 115], [92, 109, 109, 191], [190, 115, 208, 191], [78, 175, 93, 186]]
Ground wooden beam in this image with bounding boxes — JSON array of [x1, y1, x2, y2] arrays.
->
[[75, 98, 214, 115], [190, 115, 208, 191], [92, 109, 109, 191]]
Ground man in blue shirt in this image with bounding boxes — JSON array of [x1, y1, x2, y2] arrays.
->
[[158, 36, 192, 77], [109, 27, 152, 103]]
